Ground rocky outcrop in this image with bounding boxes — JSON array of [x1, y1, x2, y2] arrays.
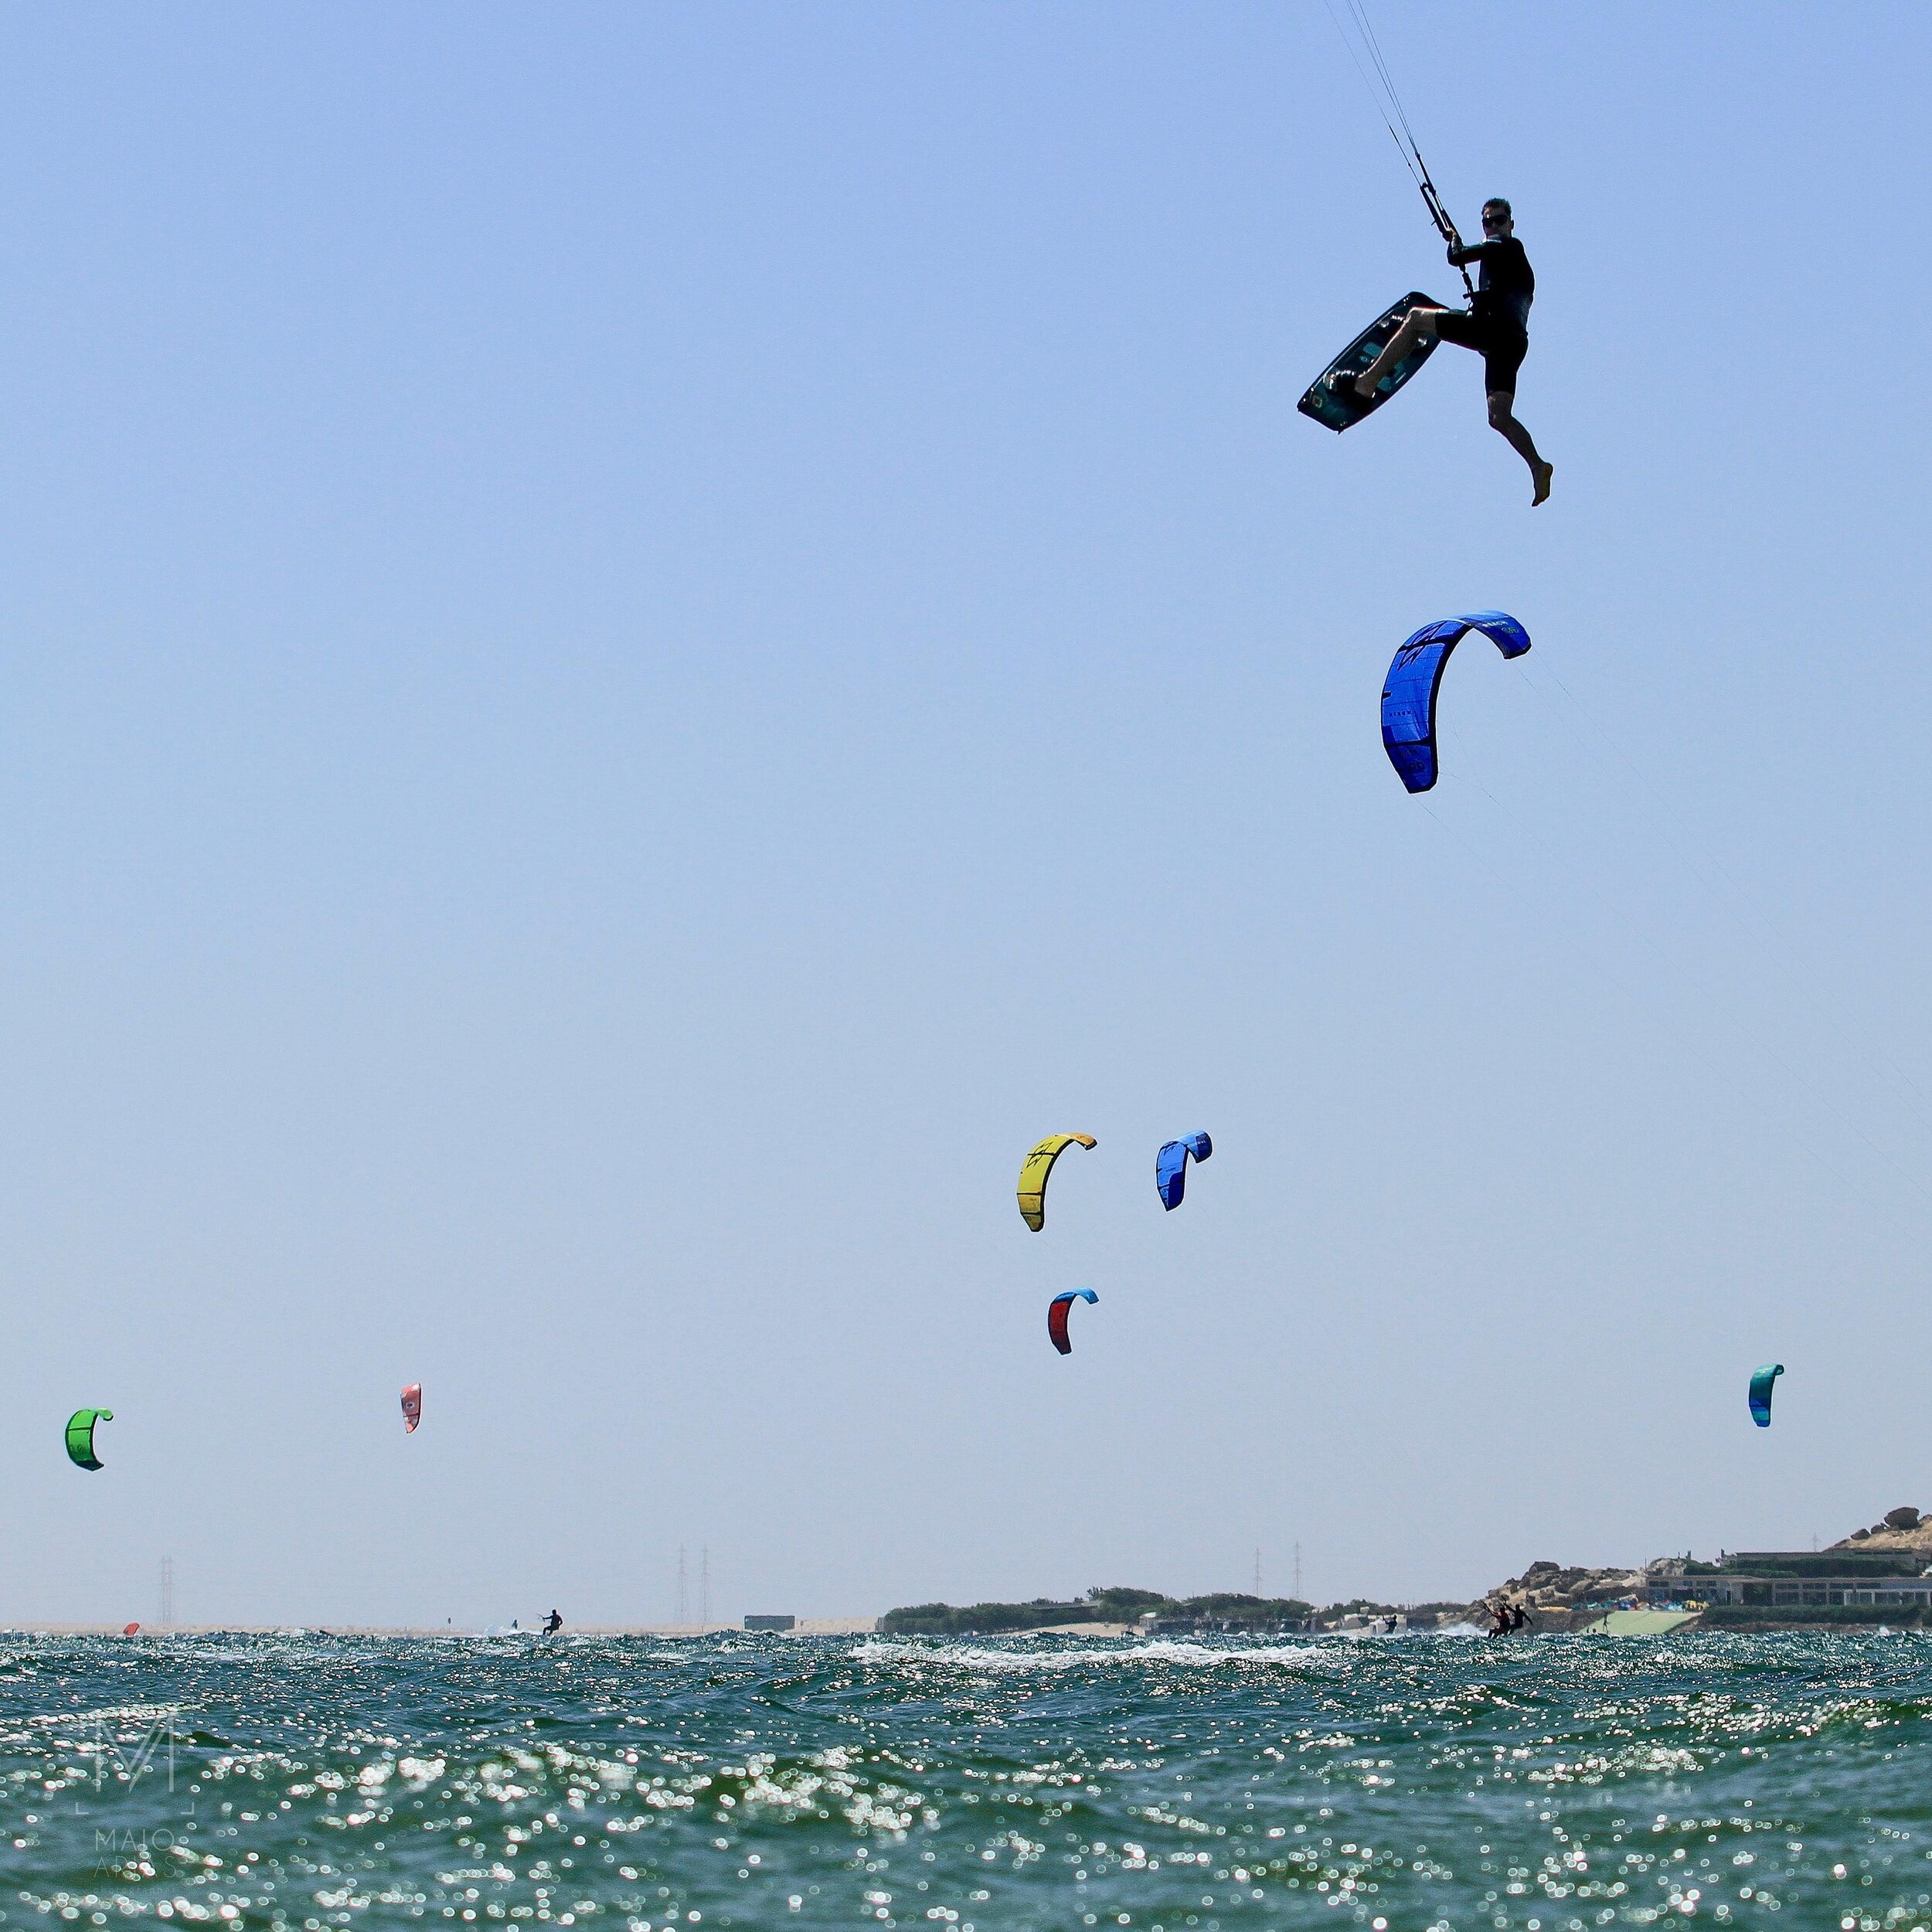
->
[[1829, 1505, 1932, 1554], [1470, 1560, 1650, 1629]]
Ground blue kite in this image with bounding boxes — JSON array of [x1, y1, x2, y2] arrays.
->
[[1380, 611, 1531, 794], [1747, 1362, 1784, 1428], [1155, 1132, 1213, 1211]]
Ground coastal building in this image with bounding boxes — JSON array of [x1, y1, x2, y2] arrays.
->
[[743, 1614, 797, 1631], [1650, 1550, 1932, 1612]]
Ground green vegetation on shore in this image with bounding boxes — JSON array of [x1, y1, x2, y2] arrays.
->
[[880, 1586, 1316, 1635], [1698, 1602, 1932, 1629]]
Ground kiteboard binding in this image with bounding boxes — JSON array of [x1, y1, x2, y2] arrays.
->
[[1298, 291, 1444, 432]]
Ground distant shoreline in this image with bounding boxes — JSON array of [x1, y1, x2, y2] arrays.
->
[[0, 1619, 880, 1638]]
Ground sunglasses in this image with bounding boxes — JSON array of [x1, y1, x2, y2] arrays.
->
[[1481, 212, 1509, 227]]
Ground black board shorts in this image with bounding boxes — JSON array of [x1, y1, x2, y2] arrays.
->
[[1434, 310, 1528, 397]]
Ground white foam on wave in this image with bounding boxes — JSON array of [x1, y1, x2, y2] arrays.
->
[[852, 1636, 1322, 1672], [1133, 1638, 1325, 1667], [1330, 1624, 1475, 1642]]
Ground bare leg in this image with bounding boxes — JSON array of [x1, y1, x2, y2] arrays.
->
[[1489, 392, 1553, 505], [1351, 305, 1444, 396]]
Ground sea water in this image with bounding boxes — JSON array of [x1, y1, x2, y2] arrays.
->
[[2, 1628, 1930, 1929]]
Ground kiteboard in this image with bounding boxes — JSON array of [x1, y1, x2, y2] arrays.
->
[[1297, 291, 1444, 432]]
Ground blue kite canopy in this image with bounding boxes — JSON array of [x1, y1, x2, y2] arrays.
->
[[1748, 1362, 1784, 1428], [1155, 1132, 1213, 1211], [1380, 611, 1531, 794]]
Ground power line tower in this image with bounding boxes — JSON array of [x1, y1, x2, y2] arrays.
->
[[699, 1546, 711, 1626], [675, 1545, 688, 1624], [1293, 1542, 1302, 1604], [159, 1557, 175, 1630], [1253, 1548, 1263, 1594]]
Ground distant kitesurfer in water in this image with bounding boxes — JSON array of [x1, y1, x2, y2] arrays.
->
[[542, 1608, 563, 1637], [1341, 198, 1553, 505]]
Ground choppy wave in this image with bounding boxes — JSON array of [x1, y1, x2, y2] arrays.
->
[[2, 1629, 1931, 1930]]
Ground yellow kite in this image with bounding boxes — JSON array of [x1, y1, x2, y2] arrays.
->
[[1015, 1134, 1097, 1232]]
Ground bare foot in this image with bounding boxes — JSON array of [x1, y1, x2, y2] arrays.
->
[[1532, 461, 1553, 506]]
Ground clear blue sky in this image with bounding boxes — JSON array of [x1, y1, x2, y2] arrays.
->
[[4, 3, 1930, 1627]]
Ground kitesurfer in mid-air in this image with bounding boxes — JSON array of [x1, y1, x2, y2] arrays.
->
[[1342, 199, 1553, 505]]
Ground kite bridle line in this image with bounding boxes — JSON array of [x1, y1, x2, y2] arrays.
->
[[1320, 0, 1478, 306], [1418, 172, 1478, 305]]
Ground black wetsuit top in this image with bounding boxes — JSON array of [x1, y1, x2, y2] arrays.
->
[[1448, 236, 1534, 335]]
